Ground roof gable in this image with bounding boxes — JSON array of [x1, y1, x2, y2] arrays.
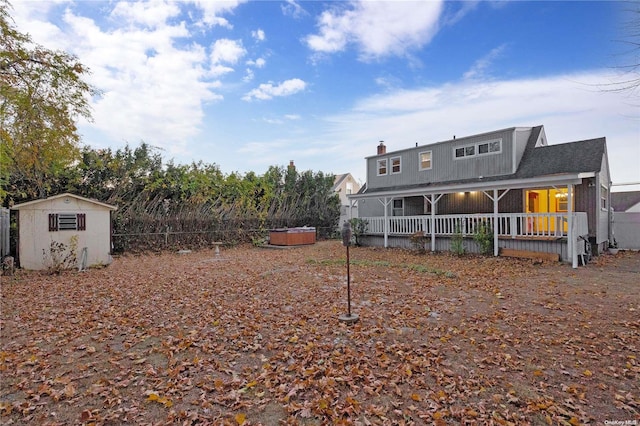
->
[[12, 193, 117, 210], [333, 173, 348, 190]]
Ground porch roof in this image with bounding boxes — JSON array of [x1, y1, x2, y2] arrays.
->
[[347, 172, 592, 201]]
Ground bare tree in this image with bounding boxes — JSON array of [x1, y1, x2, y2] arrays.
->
[[604, 2, 640, 96]]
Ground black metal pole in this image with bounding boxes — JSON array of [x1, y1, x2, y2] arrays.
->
[[346, 244, 351, 316]]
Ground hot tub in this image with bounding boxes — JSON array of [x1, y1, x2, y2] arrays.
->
[[269, 227, 316, 246]]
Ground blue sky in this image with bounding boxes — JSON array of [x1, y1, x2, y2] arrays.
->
[[11, 1, 640, 190]]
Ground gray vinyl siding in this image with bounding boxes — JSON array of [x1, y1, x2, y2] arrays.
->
[[426, 190, 523, 215], [405, 196, 425, 215], [358, 197, 385, 217], [366, 128, 517, 189]]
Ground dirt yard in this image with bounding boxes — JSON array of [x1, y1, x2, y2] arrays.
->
[[1, 241, 638, 425]]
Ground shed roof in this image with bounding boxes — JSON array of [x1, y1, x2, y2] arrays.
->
[[12, 193, 118, 210]]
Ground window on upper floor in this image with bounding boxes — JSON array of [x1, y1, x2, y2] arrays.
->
[[455, 138, 502, 159], [391, 156, 401, 174], [419, 151, 432, 170], [601, 185, 608, 210], [478, 140, 501, 155], [346, 182, 353, 194], [377, 159, 387, 176], [455, 146, 475, 158]]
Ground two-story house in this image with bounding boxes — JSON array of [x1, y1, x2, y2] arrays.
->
[[347, 125, 613, 267], [333, 173, 361, 228]]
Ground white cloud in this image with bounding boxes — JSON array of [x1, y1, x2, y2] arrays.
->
[[284, 114, 301, 120], [243, 68, 255, 82], [281, 0, 308, 19], [305, 1, 443, 60], [111, 0, 181, 28], [210, 39, 246, 65], [208, 38, 246, 77], [246, 58, 266, 68], [242, 78, 307, 101], [13, 1, 229, 157], [463, 45, 507, 81], [322, 70, 640, 185], [442, 0, 481, 27], [251, 28, 265, 41], [191, 0, 247, 28]]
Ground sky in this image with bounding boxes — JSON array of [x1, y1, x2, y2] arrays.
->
[[9, 0, 640, 191]]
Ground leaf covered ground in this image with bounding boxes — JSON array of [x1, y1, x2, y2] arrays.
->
[[1, 241, 639, 425]]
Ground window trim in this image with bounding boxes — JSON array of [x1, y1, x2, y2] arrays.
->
[[390, 156, 401, 174], [377, 158, 388, 176], [419, 150, 432, 170]]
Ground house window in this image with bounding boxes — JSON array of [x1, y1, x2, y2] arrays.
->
[[601, 186, 608, 210], [454, 145, 475, 158], [478, 139, 501, 155], [392, 199, 403, 216], [556, 198, 568, 212], [346, 182, 353, 195], [377, 159, 387, 176], [49, 213, 86, 231], [455, 139, 501, 158], [391, 156, 401, 174], [419, 151, 432, 170]]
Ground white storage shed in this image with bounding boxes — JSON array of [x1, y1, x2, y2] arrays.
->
[[12, 193, 117, 270]]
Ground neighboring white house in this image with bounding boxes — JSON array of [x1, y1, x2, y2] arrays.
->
[[12, 193, 117, 270], [333, 173, 361, 227]]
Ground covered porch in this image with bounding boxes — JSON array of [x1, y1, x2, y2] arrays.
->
[[348, 174, 595, 268]]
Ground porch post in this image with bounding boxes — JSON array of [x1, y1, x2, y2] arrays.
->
[[493, 189, 499, 257], [568, 184, 577, 268], [384, 197, 389, 248], [425, 194, 443, 252], [431, 195, 436, 252]]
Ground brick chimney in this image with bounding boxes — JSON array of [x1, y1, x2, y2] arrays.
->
[[288, 160, 295, 171], [377, 141, 386, 155]]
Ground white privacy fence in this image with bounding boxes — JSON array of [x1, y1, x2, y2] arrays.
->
[[361, 212, 588, 239]]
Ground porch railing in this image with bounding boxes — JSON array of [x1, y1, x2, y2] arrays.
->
[[361, 212, 588, 239]]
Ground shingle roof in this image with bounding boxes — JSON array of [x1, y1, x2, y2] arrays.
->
[[516, 136, 606, 178], [611, 191, 640, 212], [332, 173, 348, 191]]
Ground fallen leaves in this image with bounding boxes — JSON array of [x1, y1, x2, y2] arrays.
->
[[0, 242, 638, 424]]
